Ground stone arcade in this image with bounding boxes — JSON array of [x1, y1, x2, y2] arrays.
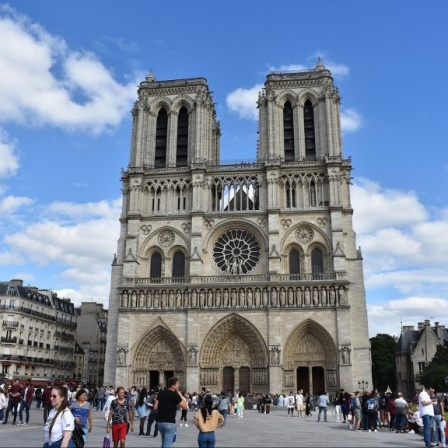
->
[[104, 60, 372, 395]]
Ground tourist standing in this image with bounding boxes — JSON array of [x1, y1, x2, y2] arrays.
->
[[287, 391, 295, 416], [18, 379, 34, 426], [35, 386, 43, 410], [193, 394, 224, 448], [236, 392, 244, 418], [136, 387, 149, 436], [431, 387, 445, 448], [0, 386, 7, 422], [145, 389, 159, 437], [42, 381, 53, 424], [393, 392, 408, 433], [316, 391, 329, 422], [43, 385, 75, 448], [106, 387, 134, 448], [2, 379, 23, 425], [419, 384, 436, 448], [295, 390, 304, 417], [179, 391, 189, 427], [70, 389, 92, 443], [155, 377, 188, 448]]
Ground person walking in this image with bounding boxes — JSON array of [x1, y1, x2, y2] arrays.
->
[[70, 389, 92, 443], [431, 387, 446, 448], [18, 379, 34, 426], [216, 391, 231, 428], [0, 386, 7, 422], [193, 394, 224, 448], [43, 385, 75, 448], [316, 391, 329, 422], [179, 391, 189, 427], [106, 387, 134, 448], [35, 386, 43, 410], [419, 384, 436, 448], [236, 392, 244, 418], [393, 392, 408, 433], [155, 377, 188, 448]]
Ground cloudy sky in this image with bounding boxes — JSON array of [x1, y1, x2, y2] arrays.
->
[[0, 1, 447, 337]]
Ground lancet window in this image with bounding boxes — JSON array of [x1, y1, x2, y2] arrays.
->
[[289, 249, 301, 275], [155, 108, 168, 168], [150, 252, 162, 278], [311, 247, 324, 277], [304, 100, 316, 160], [172, 251, 186, 278], [176, 107, 188, 167], [281, 173, 329, 209], [283, 101, 295, 161]]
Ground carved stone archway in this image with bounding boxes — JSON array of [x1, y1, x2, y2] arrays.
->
[[283, 319, 338, 394], [132, 326, 185, 388], [200, 314, 269, 393]]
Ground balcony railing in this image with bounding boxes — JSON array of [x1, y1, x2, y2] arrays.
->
[[2, 320, 19, 328], [1, 336, 17, 343], [124, 272, 346, 286]]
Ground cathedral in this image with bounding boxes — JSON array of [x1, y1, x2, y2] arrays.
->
[[104, 59, 372, 395]]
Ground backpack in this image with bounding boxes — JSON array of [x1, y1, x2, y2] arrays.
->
[[380, 396, 387, 407], [35, 388, 42, 399], [366, 398, 377, 413]]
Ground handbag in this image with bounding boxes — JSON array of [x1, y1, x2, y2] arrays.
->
[[71, 424, 85, 448], [103, 435, 111, 448]]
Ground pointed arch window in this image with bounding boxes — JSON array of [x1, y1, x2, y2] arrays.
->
[[289, 249, 300, 275], [150, 252, 162, 279], [304, 100, 316, 160], [172, 251, 186, 278], [311, 248, 324, 276], [283, 101, 295, 161], [155, 108, 168, 168], [176, 107, 188, 167]]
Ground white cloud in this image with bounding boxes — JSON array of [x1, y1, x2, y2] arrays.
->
[[0, 128, 19, 178], [368, 297, 448, 337], [352, 178, 427, 234], [340, 108, 362, 133], [0, 6, 140, 134], [0, 194, 33, 214], [226, 84, 262, 120]]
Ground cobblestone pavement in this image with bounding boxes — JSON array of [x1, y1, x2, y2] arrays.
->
[[0, 406, 426, 447]]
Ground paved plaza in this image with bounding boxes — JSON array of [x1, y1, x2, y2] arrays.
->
[[1, 406, 425, 447]]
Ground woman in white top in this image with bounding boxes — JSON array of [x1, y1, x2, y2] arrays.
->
[[44, 385, 75, 448]]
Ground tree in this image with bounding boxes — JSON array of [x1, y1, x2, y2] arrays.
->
[[370, 333, 397, 392], [416, 341, 448, 391]]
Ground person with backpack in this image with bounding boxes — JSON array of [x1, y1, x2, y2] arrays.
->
[[365, 392, 379, 432], [193, 394, 224, 448], [35, 387, 43, 410]]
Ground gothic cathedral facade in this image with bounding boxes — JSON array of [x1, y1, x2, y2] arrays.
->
[[104, 60, 372, 395]]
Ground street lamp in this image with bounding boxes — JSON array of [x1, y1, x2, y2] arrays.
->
[[358, 380, 369, 392]]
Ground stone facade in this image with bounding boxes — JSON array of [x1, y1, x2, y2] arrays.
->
[[0, 279, 77, 382], [75, 302, 108, 385], [396, 320, 448, 398], [104, 60, 372, 395]]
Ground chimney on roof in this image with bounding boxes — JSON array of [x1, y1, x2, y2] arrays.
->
[[424, 319, 431, 326], [402, 325, 415, 331], [418, 322, 424, 330], [10, 279, 23, 286]]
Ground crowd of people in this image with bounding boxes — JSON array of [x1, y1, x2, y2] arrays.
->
[[0, 377, 447, 448]]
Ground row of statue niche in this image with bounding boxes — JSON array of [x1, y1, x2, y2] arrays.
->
[[120, 285, 348, 309], [200, 369, 218, 385]]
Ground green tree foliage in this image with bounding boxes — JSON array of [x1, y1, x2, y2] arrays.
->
[[370, 333, 397, 392], [416, 341, 448, 391]]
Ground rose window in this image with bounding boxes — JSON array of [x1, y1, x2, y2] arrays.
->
[[213, 229, 260, 275]]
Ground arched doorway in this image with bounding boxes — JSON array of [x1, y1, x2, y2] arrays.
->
[[200, 314, 269, 393], [132, 325, 185, 389], [284, 319, 338, 394]]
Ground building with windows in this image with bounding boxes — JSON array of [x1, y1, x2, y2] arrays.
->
[[104, 60, 372, 394], [75, 302, 108, 386], [396, 320, 448, 398], [0, 279, 77, 381]]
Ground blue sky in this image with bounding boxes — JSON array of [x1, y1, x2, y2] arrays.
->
[[0, 1, 447, 337]]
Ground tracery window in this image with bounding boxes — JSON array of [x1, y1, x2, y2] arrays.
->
[[304, 100, 316, 160], [311, 248, 324, 275], [289, 249, 300, 275], [213, 229, 261, 274], [211, 176, 259, 212], [285, 180, 297, 208], [172, 251, 185, 278], [155, 108, 168, 168], [176, 107, 188, 167], [150, 252, 162, 278], [283, 101, 295, 161]]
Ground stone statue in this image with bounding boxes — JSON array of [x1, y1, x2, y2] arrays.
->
[[279, 288, 286, 307], [139, 291, 145, 308], [199, 290, 205, 308], [239, 289, 246, 307], [176, 290, 182, 308], [131, 291, 137, 308], [321, 287, 327, 306], [271, 288, 278, 307], [191, 289, 198, 307], [338, 286, 347, 305], [168, 290, 174, 308], [231, 289, 237, 308], [223, 289, 229, 307], [247, 288, 253, 308], [118, 349, 126, 366], [296, 287, 302, 307], [153, 291, 160, 308], [262, 288, 268, 307], [207, 290, 213, 307], [304, 288, 311, 306], [341, 347, 350, 365], [254, 288, 261, 307], [329, 287, 336, 306], [288, 288, 294, 306], [215, 289, 221, 308], [161, 290, 167, 308], [312, 287, 319, 306]]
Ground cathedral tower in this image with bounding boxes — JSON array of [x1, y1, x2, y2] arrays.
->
[[104, 61, 372, 394]]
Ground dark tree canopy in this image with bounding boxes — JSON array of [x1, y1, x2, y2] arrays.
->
[[370, 333, 397, 392], [416, 341, 448, 391]]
